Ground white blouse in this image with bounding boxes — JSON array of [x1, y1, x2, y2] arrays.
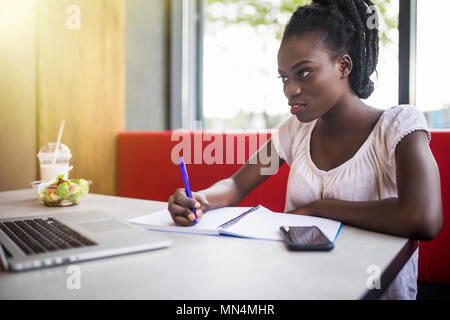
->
[[272, 104, 431, 300]]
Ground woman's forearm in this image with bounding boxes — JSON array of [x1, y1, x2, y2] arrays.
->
[[291, 198, 436, 240], [198, 178, 241, 210]]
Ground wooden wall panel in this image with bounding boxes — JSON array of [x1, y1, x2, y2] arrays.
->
[[37, 0, 125, 195], [0, 0, 37, 191]]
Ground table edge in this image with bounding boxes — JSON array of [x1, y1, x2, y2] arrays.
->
[[360, 239, 418, 300]]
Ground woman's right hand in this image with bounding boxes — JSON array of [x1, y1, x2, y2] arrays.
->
[[168, 189, 210, 226]]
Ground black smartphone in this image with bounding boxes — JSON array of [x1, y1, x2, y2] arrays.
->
[[279, 226, 334, 251]]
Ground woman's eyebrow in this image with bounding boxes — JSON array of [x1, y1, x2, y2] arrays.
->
[[290, 60, 314, 71], [278, 60, 314, 74]]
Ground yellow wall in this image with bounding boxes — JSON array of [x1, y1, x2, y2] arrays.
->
[[0, 0, 37, 191], [0, 0, 125, 195]]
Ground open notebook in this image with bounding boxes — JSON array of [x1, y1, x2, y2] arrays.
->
[[128, 205, 343, 242]]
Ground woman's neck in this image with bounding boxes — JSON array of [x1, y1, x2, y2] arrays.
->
[[318, 94, 373, 134]]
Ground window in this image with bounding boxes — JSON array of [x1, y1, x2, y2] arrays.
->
[[201, 0, 400, 130], [365, 0, 399, 112], [416, 0, 450, 128]]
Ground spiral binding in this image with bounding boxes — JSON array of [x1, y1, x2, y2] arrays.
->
[[217, 205, 261, 230]]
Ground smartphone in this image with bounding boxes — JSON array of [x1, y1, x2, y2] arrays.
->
[[279, 226, 334, 251]]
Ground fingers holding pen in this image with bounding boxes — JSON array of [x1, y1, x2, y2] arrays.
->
[[168, 192, 204, 225], [193, 192, 210, 219], [168, 195, 191, 225], [174, 188, 200, 209]]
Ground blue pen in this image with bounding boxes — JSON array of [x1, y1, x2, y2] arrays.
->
[[178, 157, 198, 224]]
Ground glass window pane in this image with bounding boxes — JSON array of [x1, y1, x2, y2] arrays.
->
[[416, 0, 450, 129], [364, 0, 399, 112]]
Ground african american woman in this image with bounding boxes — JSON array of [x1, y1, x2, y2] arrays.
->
[[168, 0, 442, 300]]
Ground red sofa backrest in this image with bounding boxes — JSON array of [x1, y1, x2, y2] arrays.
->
[[117, 131, 289, 212], [419, 131, 450, 284], [117, 130, 450, 285]]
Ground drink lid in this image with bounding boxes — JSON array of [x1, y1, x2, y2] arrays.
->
[[37, 143, 72, 160]]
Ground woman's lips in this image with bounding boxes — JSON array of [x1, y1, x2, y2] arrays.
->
[[290, 104, 306, 115]]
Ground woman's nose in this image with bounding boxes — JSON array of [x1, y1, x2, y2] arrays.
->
[[284, 82, 302, 99]]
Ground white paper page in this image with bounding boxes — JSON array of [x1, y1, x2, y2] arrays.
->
[[221, 206, 342, 241], [128, 207, 253, 235]]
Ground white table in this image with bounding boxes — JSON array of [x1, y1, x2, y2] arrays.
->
[[0, 189, 417, 299]]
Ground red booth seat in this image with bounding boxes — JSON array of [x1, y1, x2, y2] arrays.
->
[[419, 131, 450, 285], [117, 131, 289, 213], [117, 130, 450, 285]]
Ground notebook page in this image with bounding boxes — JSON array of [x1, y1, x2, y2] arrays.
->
[[128, 207, 253, 235], [221, 206, 342, 241]]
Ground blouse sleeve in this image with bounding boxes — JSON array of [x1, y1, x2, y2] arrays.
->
[[271, 116, 298, 166], [385, 105, 431, 163]]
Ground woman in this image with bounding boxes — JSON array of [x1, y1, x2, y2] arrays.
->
[[168, 0, 442, 299]]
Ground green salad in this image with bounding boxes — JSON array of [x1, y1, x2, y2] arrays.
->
[[37, 175, 90, 206]]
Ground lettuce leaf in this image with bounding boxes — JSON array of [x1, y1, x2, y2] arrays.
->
[[56, 182, 70, 199]]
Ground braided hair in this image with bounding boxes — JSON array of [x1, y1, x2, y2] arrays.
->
[[282, 0, 379, 99]]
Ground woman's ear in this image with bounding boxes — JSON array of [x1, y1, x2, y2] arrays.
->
[[338, 54, 353, 79]]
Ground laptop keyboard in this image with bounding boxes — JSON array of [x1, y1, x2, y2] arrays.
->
[[0, 218, 97, 255]]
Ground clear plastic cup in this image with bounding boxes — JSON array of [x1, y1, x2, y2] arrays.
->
[[37, 143, 72, 182]]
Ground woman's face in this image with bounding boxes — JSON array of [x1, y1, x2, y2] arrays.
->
[[277, 31, 348, 123]]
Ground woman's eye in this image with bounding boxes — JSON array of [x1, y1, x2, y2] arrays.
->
[[298, 70, 312, 79], [278, 75, 288, 83]]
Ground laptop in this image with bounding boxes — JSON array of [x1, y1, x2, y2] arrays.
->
[[0, 210, 171, 272]]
